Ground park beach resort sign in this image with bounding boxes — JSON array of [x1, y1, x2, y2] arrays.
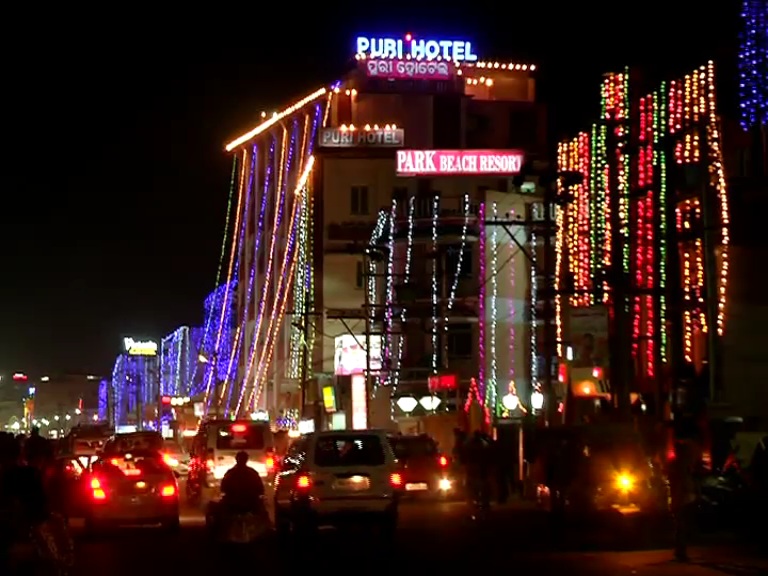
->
[[396, 150, 524, 176]]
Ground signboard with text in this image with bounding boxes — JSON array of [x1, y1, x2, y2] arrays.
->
[[362, 59, 454, 80], [355, 35, 478, 62], [320, 127, 404, 148], [396, 149, 524, 176]]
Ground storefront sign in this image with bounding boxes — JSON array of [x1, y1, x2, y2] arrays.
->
[[321, 127, 404, 148], [396, 149, 524, 176], [363, 59, 453, 80], [355, 35, 478, 62], [124, 337, 158, 356]]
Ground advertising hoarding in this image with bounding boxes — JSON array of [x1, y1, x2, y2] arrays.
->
[[334, 334, 382, 376]]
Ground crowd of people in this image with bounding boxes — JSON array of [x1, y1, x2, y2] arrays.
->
[[0, 428, 73, 574]]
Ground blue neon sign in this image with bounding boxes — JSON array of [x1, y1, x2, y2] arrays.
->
[[355, 34, 478, 62]]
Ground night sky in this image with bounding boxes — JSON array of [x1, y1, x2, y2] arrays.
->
[[2, 4, 740, 376]]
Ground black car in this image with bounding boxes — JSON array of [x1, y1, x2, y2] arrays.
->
[[388, 434, 456, 499]]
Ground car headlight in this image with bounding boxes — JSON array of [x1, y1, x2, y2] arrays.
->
[[615, 472, 635, 492]]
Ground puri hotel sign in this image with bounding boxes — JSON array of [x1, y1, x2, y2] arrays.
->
[[356, 33, 477, 80], [320, 126, 404, 148]]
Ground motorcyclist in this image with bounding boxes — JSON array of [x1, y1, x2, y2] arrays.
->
[[220, 451, 265, 512]]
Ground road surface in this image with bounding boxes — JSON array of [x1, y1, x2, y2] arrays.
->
[[71, 498, 767, 575]]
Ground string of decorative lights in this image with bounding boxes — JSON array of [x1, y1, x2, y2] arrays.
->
[[390, 196, 415, 418], [251, 157, 316, 411], [430, 195, 439, 374], [478, 202, 487, 405], [529, 204, 538, 400], [254, 106, 320, 405], [194, 159, 238, 388], [236, 125, 294, 415], [739, 0, 768, 129], [217, 144, 258, 410], [383, 199, 397, 386], [508, 209, 519, 383], [443, 194, 471, 326], [489, 201, 499, 411], [203, 149, 247, 409], [226, 140, 276, 415]]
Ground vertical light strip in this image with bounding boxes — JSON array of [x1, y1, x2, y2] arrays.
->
[[478, 202, 487, 404], [431, 195, 439, 373], [489, 201, 499, 411]]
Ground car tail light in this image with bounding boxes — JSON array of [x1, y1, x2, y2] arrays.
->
[[160, 485, 176, 497], [296, 475, 311, 489], [390, 473, 403, 487], [231, 424, 247, 433], [265, 449, 276, 472], [438, 455, 448, 467], [91, 477, 106, 500]]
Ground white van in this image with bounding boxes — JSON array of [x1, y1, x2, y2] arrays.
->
[[188, 420, 276, 493]]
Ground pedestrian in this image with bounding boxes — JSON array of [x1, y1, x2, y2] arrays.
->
[[669, 438, 699, 562]]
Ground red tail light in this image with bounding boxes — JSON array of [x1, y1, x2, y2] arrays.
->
[[265, 456, 275, 472], [438, 455, 448, 467], [231, 424, 247, 433], [91, 477, 106, 500], [390, 473, 403, 487], [160, 485, 176, 497], [296, 475, 311, 489]]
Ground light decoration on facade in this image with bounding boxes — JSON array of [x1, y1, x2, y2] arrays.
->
[[464, 377, 491, 428], [459, 61, 536, 72], [443, 194, 471, 332], [203, 148, 248, 410], [368, 212, 387, 385], [738, 0, 768, 129], [478, 202, 487, 405], [431, 195, 440, 374], [509, 208, 518, 378], [554, 62, 730, 394], [196, 159, 237, 388], [218, 143, 258, 410], [529, 204, 538, 398], [250, 155, 317, 412], [383, 198, 398, 386], [337, 124, 398, 131], [489, 202, 499, 411], [237, 125, 295, 413], [391, 196, 416, 418], [225, 87, 327, 152], [464, 78, 494, 87]]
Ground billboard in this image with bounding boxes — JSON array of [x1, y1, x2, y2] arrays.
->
[[396, 149, 524, 176], [334, 334, 382, 376], [568, 306, 609, 368], [320, 127, 404, 148]]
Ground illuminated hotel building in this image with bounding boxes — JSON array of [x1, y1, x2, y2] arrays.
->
[[218, 35, 548, 426]]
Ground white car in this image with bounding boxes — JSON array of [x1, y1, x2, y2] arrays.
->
[[273, 429, 400, 535]]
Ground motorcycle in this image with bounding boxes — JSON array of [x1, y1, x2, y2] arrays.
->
[[206, 498, 271, 545]]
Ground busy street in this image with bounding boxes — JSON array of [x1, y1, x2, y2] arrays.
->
[[71, 495, 767, 575]]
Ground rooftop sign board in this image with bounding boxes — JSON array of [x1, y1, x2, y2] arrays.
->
[[124, 337, 158, 356], [355, 34, 478, 62], [320, 127, 404, 148], [396, 150, 524, 176]]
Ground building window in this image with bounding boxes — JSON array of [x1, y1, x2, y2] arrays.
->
[[355, 261, 364, 289], [446, 323, 473, 358], [445, 245, 473, 278], [351, 186, 370, 215]]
